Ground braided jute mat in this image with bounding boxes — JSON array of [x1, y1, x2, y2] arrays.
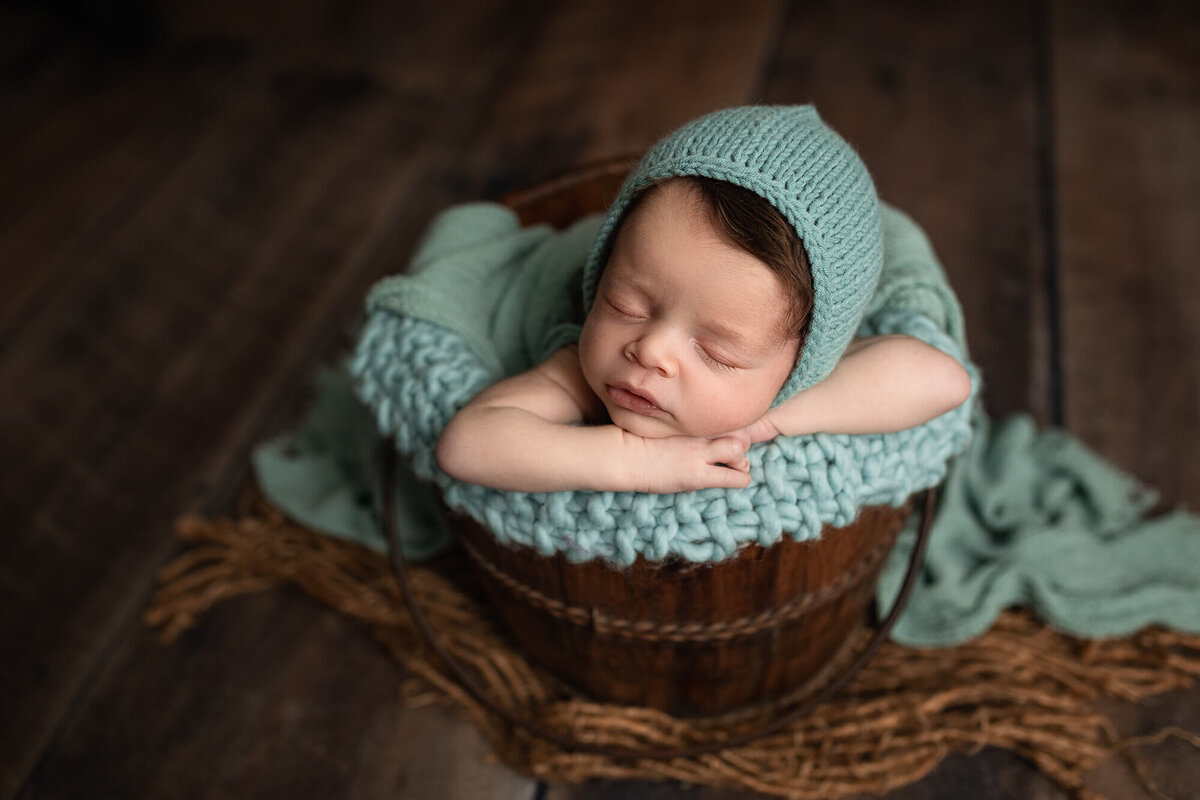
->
[[145, 492, 1200, 800]]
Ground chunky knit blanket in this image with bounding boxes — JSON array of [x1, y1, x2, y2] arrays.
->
[[253, 203, 1200, 645], [350, 202, 974, 564]]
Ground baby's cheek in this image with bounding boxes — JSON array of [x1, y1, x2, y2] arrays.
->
[[577, 336, 597, 380], [576, 324, 612, 397], [683, 390, 753, 437], [577, 319, 598, 365], [715, 382, 779, 434]]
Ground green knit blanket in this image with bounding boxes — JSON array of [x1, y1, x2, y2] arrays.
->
[[253, 204, 1200, 646]]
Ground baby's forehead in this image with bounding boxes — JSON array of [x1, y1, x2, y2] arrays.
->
[[606, 187, 729, 275], [620, 179, 709, 229]]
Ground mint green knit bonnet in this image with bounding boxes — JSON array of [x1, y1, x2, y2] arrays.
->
[[581, 105, 884, 401]]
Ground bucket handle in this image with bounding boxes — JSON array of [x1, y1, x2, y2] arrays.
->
[[382, 444, 936, 760]]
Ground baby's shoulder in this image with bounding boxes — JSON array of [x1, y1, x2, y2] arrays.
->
[[536, 345, 604, 421]]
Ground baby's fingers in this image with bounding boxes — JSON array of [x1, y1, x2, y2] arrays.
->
[[701, 464, 753, 489], [710, 436, 751, 473], [723, 453, 750, 472]]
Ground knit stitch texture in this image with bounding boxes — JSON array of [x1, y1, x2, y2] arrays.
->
[[353, 309, 974, 565]]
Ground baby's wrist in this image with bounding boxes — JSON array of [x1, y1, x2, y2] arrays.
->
[[615, 427, 650, 491], [762, 411, 784, 438], [741, 412, 785, 443]]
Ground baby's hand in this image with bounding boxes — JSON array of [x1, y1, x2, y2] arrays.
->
[[623, 432, 751, 494]]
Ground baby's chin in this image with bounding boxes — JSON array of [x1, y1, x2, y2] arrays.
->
[[607, 405, 742, 440], [604, 404, 684, 439]]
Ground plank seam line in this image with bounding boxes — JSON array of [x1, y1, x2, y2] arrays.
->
[[1033, 0, 1066, 427], [746, 0, 793, 103]]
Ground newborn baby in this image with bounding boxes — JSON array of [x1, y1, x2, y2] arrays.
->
[[437, 171, 969, 494]]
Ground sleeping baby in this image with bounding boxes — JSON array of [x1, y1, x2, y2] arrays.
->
[[436, 107, 971, 494]]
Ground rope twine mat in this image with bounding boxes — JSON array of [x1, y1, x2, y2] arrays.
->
[[145, 491, 1200, 800]]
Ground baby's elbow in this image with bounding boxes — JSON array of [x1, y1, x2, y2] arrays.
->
[[935, 356, 973, 414], [435, 417, 470, 481]]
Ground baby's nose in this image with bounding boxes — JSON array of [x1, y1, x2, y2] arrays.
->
[[626, 329, 679, 377]]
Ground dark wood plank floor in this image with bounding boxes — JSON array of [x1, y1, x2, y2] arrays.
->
[[2, 2, 1197, 798]]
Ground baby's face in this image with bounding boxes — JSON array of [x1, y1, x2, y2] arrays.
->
[[579, 180, 799, 439]]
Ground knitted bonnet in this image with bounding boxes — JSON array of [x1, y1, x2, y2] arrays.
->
[[581, 105, 884, 401]]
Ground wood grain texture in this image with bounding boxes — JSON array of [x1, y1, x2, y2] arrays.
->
[[761, 0, 1049, 421], [2, 2, 785, 798], [544, 748, 1066, 800], [1053, 2, 1200, 796], [17, 590, 535, 800], [446, 0, 784, 197], [4, 0, 1199, 798], [452, 505, 906, 716], [1088, 689, 1200, 800], [0, 0, 554, 794], [0, 35, 236, 348], [1053, 0, 1200, 508]]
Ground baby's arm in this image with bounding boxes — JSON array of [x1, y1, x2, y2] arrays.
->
[[743, 334, 972, 441], [436, 346, 752, 493]]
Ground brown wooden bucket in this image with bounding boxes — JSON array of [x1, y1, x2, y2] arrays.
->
[[446, 505, 909, 716], [415, 162, 912, 717]]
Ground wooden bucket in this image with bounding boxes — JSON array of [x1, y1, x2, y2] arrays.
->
[[447, 506, 909, 716], [419, 162, 912, 716]]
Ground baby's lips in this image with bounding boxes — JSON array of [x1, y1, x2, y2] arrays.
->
[[607, 384, 665, 416]]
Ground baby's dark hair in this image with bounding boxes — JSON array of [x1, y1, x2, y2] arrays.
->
[[619, 176, 814, 346]]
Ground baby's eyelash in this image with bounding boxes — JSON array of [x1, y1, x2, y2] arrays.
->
[[606, 299, 643, 320], [698, 346, 738, 373]]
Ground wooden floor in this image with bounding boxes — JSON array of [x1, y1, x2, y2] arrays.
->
[[3, 1, 1198, 798]]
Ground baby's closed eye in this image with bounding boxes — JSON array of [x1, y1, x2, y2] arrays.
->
[[696, 344, 738, 372], [606, 298, 646, 320]]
